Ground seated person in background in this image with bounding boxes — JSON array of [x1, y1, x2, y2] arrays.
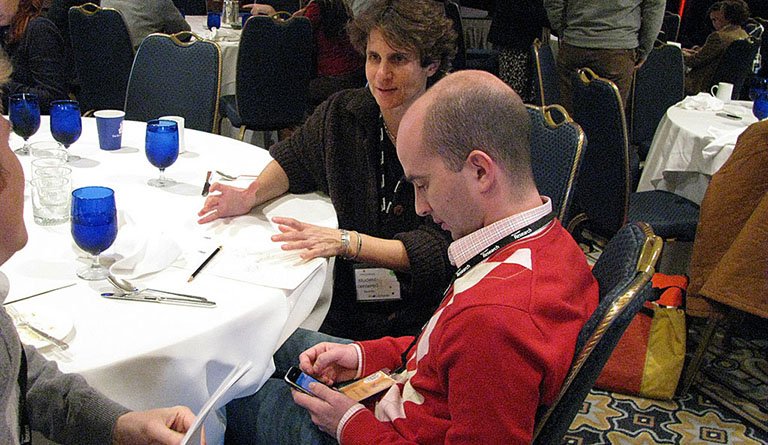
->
[[683, 0, 750, 96], [0, 57, 197, 444], [0, 0, 71, 113], [199, 0, 457, 341], [245, 0, 365, 108], [224, 70, 599, 444], [100, 0, 190, 50]]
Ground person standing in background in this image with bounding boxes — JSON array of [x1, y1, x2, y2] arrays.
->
[[545, 0, 665, 112], [101, 0, 190, 50]]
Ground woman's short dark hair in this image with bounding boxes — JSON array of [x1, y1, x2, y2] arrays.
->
[[709, 0, 751, 27], [347, 0, 457, 75]]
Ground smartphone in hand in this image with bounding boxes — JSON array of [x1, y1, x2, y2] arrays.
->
[[284, 366, 325, 397]]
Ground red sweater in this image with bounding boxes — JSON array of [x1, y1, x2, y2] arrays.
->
[[339, 221, 598, 444]]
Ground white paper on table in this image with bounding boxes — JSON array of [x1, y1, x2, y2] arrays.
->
[[207, 244, 325, 290], [181, 361, 253, 445]]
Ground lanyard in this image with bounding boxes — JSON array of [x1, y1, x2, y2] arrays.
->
[[379, 115, 403, 215], [393, 212, 555, 374]]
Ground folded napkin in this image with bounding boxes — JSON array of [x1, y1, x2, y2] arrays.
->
[[679, 93, 724, 111], [102, 212, 182, 279]]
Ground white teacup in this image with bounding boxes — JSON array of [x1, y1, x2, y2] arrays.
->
[[711, 82, 734, 103]]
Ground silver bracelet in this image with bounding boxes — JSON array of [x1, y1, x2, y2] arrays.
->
[[350, 231, 362, 261], [340, 229, 350, 258]]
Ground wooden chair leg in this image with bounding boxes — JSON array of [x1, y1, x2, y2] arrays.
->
[[678, 306, 728, 395]]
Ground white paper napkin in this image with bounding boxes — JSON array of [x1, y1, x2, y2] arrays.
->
[[679, 93, 724, 111], [103, 212, 182, 279]]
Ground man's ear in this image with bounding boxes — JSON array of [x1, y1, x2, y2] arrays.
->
[[465, 150, 495, 192]]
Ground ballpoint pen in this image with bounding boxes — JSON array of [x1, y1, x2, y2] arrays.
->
[[202, 170, 212, 196], [188, 245, 222, 282]]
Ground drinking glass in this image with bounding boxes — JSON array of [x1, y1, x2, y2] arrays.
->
[[71, 186, 118, 280], [145, 119, 179, 187], [8, 93, 41, 156], [753, 91, 768, 120], [748, 76, 768, 101], [50, 100, 82, 158]]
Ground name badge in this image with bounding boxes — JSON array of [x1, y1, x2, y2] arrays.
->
[[354, 266, 401, 302]]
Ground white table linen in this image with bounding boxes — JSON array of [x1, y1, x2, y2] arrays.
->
[[4, 117, 336, 444], [637, 99, 758, 204]]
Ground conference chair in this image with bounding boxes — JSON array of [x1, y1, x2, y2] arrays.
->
[[569, 68, 700, 244], [629, 43, 685, 161], [526, 104, 586, 226], [710, 38, 760, 100], [444, 0, 466, 71], [218, 15, 312, 145], [530, 38, 560, 107], [172, 0, 207, 16], [661, 11, 681, 42], [68, 3, 134, 114], [125, 32, 221, 133], [533, 222, 663, 444]]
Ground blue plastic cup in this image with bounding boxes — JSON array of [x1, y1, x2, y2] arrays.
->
[[94, 110, 125, 151], [207, 11, 221, 29]]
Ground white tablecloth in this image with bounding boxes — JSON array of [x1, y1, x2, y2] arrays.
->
[[187, 15, 240, 96], [4, 117, 336, 444], [637, 100, 758, 204]]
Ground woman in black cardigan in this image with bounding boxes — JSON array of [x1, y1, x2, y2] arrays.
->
[[0, 0, 71, 113]]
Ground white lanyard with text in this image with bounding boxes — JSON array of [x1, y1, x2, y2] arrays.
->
[[394, 212, 556, 374], [379, 115, 403, 214]]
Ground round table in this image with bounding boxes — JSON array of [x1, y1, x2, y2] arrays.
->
[[4, 117, 336, 444], [637, 100, 758, 204]]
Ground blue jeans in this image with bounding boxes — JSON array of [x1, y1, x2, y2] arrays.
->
[[224, 328, 353, 444]]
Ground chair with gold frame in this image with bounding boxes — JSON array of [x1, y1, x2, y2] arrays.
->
[[68, 3, 135, 114], [533, 222, 663, 444], [530, 38, 560, 107], [124, 32, 222, 133], [526, 104, 586, 227]]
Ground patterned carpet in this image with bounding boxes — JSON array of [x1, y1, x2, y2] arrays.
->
[[564, 317, 767, 444]]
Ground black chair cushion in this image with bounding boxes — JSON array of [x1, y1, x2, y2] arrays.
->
[[629, 190, 700, 241]]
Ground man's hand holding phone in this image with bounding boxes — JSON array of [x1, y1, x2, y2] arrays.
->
[[284, 367, 360, 437], [298, 342, 359, 385]]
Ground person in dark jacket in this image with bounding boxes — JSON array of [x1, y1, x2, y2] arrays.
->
[[0, 0, 70, 113]]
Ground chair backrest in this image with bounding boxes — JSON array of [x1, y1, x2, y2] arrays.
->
[[570, 68, 631, 239], [756, 17, 768, 78], [533, 222, 663, 444], [444, 0, 466, 71], [235, 15, 312, 131], [661, 11, 681, 42], [125, 32, 221, 132], [526, 104, 586, 226], [68, 3, 134, 113], [745, 18, 764, 40], [711, 38, 760, 99], [172, 0, 207, 16], [530, 38, 560, 106], [630, 43, 684, 160]]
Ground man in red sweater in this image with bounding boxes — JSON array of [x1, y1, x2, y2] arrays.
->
[[225, 70, 599, 444]]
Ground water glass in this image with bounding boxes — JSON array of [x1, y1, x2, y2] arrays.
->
[[8, 93, 41, 156], [71, 186, 118, 280], [145, 119, 179, 187], [753, 91, 768, 120], [29, 141, 66, 160], [31, 176, 71, 226], [50, 100, 82, 152]]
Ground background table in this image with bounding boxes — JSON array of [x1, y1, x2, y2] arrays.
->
[[3, 117, 336, 444], [637, 101, 758, 204]]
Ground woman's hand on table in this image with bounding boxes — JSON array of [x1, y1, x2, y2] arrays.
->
[[271, 217, 359, 260], [197, 182, 259, 224], [113, 406, 199, 445]]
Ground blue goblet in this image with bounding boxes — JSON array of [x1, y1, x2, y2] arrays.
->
[[145, 119, 179, 187], [71, 186, 118, 280], [753, 91, 768, 121], [50, 100, 82, 160], [9, 93, 41, 156]]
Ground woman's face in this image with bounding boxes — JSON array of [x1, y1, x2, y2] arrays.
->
[[365, 28, 438, 117], [0, 0, 19, 27], [710, 10, 728, 31], [0, 115, 28, 266]]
